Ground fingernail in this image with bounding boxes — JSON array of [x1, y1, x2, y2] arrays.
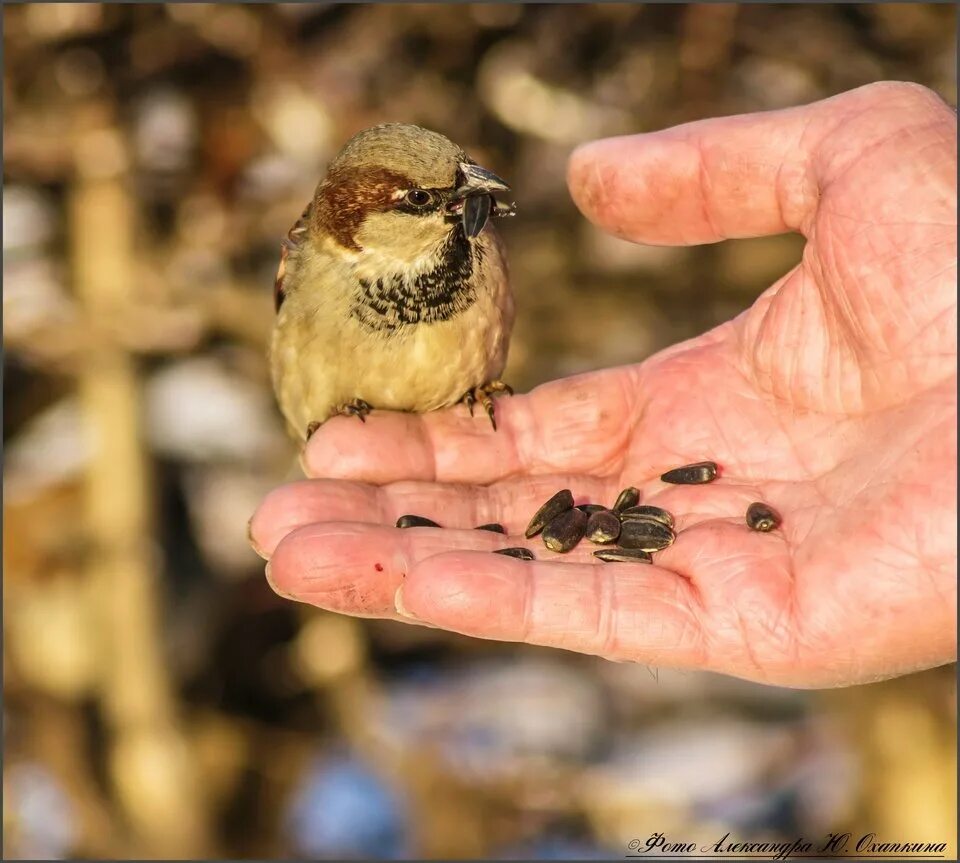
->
[[265, 561, 297, 601], [247, 516, 268, 561], [393, 585, 419, 621]]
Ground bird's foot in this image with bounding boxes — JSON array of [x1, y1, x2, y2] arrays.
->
[[305, 421, 321, 440], [334, 398, 374, 423], [461, 380, 513, 431]]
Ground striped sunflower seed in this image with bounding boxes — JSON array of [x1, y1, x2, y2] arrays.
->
[[542, 507, 588, 553], [585, 510, 621, 544], [594, 548, 653, 564], [619, 505, 675, 529], [746, 502, 781, 532], [660, 461, 718, 484], [619, 519, 675, 552], [494, 547, 536, 560], [613, 486, 641, 512], [396, 514, 441, 529], [525, 489, 574, 538]]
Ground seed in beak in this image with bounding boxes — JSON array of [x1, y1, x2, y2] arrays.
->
[[462, 193, 492, 238]]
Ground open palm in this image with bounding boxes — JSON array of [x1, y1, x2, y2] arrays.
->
[[250, 82, 957, 687]]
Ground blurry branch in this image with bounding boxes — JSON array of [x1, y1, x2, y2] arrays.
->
[[4, 280, 273, 375], [477, 40, 634, 144], [23, 696, 129, 858], [679, 4, 739, 108], [69, 102, 213, 857]]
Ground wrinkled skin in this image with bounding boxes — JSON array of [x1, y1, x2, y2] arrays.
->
[[250, 82, 957, 688]]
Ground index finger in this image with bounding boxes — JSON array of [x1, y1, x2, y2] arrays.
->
[[302, 366, 638, 484]]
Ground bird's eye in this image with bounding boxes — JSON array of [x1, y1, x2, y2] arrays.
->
[[404, 189, 434, 207]]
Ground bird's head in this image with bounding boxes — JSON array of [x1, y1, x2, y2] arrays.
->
[[310, 124, 515, 259]]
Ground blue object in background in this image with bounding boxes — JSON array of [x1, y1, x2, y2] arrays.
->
[[6, 762, 77, 859], [284, 750, 410, 859]]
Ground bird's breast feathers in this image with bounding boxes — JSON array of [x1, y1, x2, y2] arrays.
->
[[349, 229, 483, 332], [270, 220, 511, 430]]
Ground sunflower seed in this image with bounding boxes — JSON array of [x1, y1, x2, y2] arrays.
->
[[594, 548, 653, 564], [613, 486, 640, 512], [524, 489, 575, 538], [585, 510, 621, 544], [619, 505, 675, 528], [396, 514, 441, 529], [542, 507, 588, 553], [494, 547, 536, 560], [746, 502, 781, 532], [619, 519, 675, 552], [475, 523, 506, 534], [660, 461, 718, 484], [576, 504, 606, 515]]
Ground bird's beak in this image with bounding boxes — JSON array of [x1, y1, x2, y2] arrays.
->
[[455, 162, 516, 238], [455, 162, 511, 197]]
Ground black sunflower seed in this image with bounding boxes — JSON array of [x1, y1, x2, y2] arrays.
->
[[585, 510, 621, 544], [494, 547, 536, 560], [542, 507, 588, 553], [619, 505, 675, 529], [660, 461, 718, 484], [475, 523, 506, 534], [613, 486, 640, 512], [594, 548, 653, 564], [396, 514, 441, 529], [524, 489, 575, 538], [618, 519, 675, 552], [576, 504, 606, 515], [746, 502, 781, 532]]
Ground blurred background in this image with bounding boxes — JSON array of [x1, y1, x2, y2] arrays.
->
[[3, 3, 957, 859]]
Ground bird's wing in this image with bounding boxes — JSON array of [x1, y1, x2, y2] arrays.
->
[[274, 204, 311, 312]]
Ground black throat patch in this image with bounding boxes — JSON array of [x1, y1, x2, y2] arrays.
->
[[350, 228, 480, 333]]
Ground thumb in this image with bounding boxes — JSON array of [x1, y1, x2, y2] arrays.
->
[[566, 81, 948, 246]]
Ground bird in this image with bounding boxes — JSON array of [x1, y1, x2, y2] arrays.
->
[[269, 123, 516, 442]]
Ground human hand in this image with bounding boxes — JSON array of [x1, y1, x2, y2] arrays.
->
[[250, 82, 957, 688]]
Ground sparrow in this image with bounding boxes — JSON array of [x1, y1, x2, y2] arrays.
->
[[269, 123, 516, 442]]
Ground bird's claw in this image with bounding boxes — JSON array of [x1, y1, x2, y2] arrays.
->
[[460, 380, 513, 431], [334, 398, 374, 423], [483, 396, 497, 431], [305, 399, 373, 438]]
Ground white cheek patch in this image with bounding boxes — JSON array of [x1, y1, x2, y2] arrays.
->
[[356, 211, 450, 265]]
